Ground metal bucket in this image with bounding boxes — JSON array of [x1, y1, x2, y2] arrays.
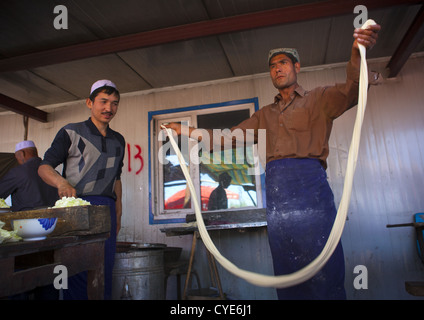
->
[[112, 242, 165, 300]]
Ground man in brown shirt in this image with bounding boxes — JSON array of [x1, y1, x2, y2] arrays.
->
[[165, 24, 381, 299]]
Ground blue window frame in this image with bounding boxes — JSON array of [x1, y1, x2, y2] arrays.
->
[[148, 98, 264, 224]]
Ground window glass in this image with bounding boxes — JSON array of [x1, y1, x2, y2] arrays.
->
[[197, 110, 257, 211]]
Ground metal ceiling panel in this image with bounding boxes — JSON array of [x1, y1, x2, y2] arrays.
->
[[217, 18, 334, 76], [66, 0, 210, 37], [30, 54, 152, 101], [0, 1, 98, 57], [118, 37, 235, 88], [203, 0, 325, 18], [0, 70, 78, 107]]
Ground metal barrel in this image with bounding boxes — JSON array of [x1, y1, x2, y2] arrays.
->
[[112, 242, 165, 300]]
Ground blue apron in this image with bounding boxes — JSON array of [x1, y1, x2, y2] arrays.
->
[[63, 196, 117, 300], [266, 158, 346, 300]]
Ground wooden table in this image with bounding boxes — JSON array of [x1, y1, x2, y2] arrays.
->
[[0, 233, 108, 299], [161, 208, 267, 299]]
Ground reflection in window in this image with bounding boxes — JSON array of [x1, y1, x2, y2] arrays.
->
[[197, 110, 257, 211], [199, 146, 257, 211]]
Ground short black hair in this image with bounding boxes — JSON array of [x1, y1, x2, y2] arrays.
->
[[89, 86, 120, 102]]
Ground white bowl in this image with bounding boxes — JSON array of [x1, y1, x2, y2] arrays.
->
[[13, 218, 58, 241]]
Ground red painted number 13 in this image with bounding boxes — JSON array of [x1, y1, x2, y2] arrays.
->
[[127, 143, 144, 175]]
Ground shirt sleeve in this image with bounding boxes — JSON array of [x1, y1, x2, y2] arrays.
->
[[0, 168, 18, 199], [321, 60, 381, 119], [231, 111, 260, 140], [203, 110, 261, 151], [40, 127, 72, 170], [113, 131, 126, 181]]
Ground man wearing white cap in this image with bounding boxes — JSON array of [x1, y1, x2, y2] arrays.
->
[[39, 80, 125, 300], [0, 140, 58, 212], [0, 140, 59, 300]]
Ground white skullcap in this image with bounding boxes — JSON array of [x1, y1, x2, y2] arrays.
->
[[15, 140, 36, 152], [90, 79, 117, 95]]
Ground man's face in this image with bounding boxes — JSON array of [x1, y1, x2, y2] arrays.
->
[[87, 91, 119, 125], [269, 54, 300, 90]]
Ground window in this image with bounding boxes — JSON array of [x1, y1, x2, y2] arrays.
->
[[148, 98, 264, 224]]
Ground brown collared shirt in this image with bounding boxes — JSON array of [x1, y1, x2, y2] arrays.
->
[[228, 61, 380, 169]]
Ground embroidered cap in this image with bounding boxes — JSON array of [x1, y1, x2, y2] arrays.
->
[[90, 79, 117, 95], [268, 48, 300, 65], [15, 140, 36, 152]]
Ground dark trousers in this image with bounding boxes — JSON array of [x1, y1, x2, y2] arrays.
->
[[266, 158, 346, 300], [63, 196, 117, 300]]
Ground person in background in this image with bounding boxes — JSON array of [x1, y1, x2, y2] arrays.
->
[[38, 80, 125, 300], [208, 172, 232, 210], [165, 24, 381, 299], [0, 140, 58, 211], [0, 140, 59, 300]]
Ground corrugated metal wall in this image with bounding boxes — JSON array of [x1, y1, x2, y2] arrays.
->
[[0, 54, 423, 299]]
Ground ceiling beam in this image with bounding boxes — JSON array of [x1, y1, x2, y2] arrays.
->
[[0, 94, 48, 123], [0, 0, 422, 73], [386, 4, 424, 78]]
